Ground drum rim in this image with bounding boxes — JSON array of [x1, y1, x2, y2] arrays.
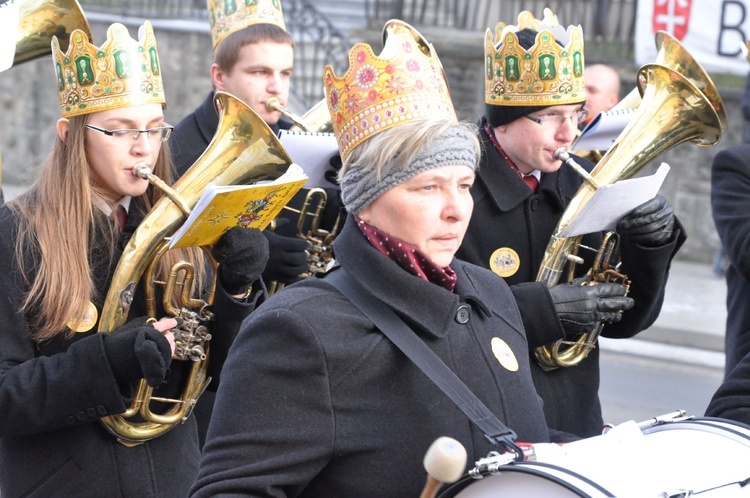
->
[[643, 417, 750, 443], [437, 461, 615, 498]]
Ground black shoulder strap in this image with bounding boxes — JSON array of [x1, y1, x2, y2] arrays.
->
[[325, 268, 521, 456]]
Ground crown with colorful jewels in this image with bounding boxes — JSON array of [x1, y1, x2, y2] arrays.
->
[[323, 20, 456, 160], [485, 8, 585, 108], [207, 0, 286, 51], [51, 21, 165, 118]]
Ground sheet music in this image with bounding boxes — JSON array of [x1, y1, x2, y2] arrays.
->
[[557, 163, 670, 238], [571, 107, 638, 152], [278, 129, 340, 189]]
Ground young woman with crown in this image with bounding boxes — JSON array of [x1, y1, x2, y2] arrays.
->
[[0, 21, 269, 497], [189, 21, 566, 498]]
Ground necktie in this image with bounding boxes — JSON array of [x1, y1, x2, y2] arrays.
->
[[522, 174, 539, 192], [114, 205, 127, 231]]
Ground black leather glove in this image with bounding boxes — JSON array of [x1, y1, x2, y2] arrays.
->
[[261, 226, 309, 285], [548, 279, 634, 337], [102, 317, 173, 387], [616, 195, 675, 247], [212, 227, 270, 295], [324, 154, 342, 186]]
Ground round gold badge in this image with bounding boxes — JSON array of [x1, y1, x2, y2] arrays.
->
[[489, 247, 520, 278], [491, 337, 519, 372], [66, 301, 99, 333]]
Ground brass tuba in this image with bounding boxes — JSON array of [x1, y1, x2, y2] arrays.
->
[[533, 59, 726, 370], [98, 92, 292, 445]]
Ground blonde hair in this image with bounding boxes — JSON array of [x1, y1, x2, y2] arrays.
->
[[8, 115, 207, 341], [339, 119, 480, 185]]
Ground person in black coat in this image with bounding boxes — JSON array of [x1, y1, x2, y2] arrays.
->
[[711, 144, 750, 376], [456, 11, 685, 438], [190, 24, 559, 497], [0, 22, 268, 497]]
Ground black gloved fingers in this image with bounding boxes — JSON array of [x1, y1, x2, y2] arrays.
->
[[591, 282, 629, 298], [627, 195, 669, 218], [597, 296, 634, 313], [599, 310, 625, 324], [212, 227, 269, 265], [134, 327, 173, 387], [263, 229, 310, 252], [618, 208, 674, 233]]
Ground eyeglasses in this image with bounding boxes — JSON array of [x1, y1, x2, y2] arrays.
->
[[524, 108, 589, 128], [85, 124, 174, 142]]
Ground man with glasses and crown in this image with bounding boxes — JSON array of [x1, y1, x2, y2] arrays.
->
[[456, 9, 686, 438], [0, 21, 268, 497]]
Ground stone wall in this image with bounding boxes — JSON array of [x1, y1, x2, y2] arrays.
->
[[0, 18, 743, 263]]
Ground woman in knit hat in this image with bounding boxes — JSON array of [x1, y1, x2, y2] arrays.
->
[[191, 21, 556, 498]]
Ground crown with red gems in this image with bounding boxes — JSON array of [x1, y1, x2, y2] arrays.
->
[[485, 8, 585, 107], [51, 21, 165, 118], [207, 0, 287, 51], [323, 20, 456, 160]]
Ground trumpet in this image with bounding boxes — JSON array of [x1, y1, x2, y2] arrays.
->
[[268, 187, 342, 295]]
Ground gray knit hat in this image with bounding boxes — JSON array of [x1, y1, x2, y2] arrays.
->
[[340, 126, 477, 215]]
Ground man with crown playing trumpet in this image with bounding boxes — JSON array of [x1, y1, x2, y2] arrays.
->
[[190, 21, 562, 497], [455, 9, 686, 438], [170, 0, 345, 449], [0, 21, 269, 496]]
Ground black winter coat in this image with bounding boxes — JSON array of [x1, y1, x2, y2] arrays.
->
[[0, 202, 259, 497], [711, 144, 750, 375], [190, 215, 551, 498], [455, 118, 686, 437]]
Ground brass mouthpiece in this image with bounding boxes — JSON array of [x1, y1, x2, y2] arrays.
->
[[265, 97, 311, 131], [132, 162, 153, 179], [554, 148, 599, 189]]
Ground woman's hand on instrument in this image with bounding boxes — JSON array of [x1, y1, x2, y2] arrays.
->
[[616, 195, 675, 247], [212, 227, 270, 296], [102, 316, 176, 387], [548, 279, 634, 337]]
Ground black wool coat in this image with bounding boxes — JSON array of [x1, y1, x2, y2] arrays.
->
[[190, 215, 551, 498], [455, 118, 686, 437], [0, 202, 259, 498], [711, 144, 750, 375]]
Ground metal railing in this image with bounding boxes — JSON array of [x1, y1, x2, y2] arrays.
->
[[364, 0, 638, 61], [78, 0, 353, 109]]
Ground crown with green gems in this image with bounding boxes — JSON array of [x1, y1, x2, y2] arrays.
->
[[485, 8, 585, 107], [51, 21, 165, 118], [207, 0, 287, 51]]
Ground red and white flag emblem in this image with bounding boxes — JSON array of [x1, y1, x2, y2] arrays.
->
[[652, 0, 692, 40]]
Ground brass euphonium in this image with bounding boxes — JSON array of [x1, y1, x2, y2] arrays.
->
[[98, 91, 292, 445], [573, 30, 727, 164], [4, 0, 91, 69], [533, 61, 726, 370]]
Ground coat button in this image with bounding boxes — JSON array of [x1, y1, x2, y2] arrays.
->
[[76, 411, 87, 421], [530, 198, 540, 211], [97, 405, 108, 416], [86, 407, 97, 418], [455, 304, 471, 324], [64, 416, 75, 425]]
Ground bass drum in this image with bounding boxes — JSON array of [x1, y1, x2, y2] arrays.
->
[[439, 418, 750, 497]]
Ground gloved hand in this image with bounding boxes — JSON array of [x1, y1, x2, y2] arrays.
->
[[616, 195, 675, 247], [212, 227, 270, 295], [103, 317, 173, 387], [548, 279, 634, 337], [262, 225, 309, 285], [324, 154, 343, 186]]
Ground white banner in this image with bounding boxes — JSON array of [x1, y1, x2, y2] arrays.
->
[[635, 0, 750, 75]]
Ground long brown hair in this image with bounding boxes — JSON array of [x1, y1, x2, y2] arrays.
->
[[8, 114, 207, 341]]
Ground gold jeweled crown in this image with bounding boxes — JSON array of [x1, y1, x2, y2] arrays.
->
[[485, 8, 585, 107], [207, 0, 286, 51], [51, 21, 165, 118], [323, 20, 456, 160]]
